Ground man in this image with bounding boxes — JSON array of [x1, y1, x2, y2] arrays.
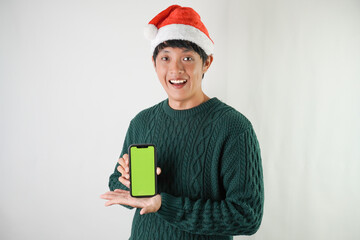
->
[[101, 5, 264, 239]]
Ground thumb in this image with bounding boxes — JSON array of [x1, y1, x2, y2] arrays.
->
[[140, 207, 147, 215]]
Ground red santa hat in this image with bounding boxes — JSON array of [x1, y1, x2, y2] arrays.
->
[[144, 5, 214, 55]]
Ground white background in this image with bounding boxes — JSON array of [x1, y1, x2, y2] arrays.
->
[[1, 0, 359, 239]]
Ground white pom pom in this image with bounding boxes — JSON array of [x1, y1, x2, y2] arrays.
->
[[144, 24, 158, 40]]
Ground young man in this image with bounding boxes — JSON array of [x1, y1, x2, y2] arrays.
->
[[101, 5, 264, 239]]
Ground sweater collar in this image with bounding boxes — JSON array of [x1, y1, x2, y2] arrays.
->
[[162, 97, 219, 118]]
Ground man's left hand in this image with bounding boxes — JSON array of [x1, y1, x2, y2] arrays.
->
[[100, 189, 162, 215]]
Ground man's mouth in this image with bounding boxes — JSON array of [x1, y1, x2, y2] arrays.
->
[[169, 79, 187, 85]]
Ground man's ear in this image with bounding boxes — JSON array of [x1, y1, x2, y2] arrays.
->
[[202, 54, 214, 73]]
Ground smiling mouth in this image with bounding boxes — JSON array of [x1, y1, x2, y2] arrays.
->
[[169, 79, 187, 85]]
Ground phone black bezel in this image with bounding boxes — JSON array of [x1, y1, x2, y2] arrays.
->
[[128, 143, 158, 198]]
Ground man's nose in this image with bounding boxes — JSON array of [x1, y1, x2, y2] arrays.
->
[[169, 59, 184, 74]]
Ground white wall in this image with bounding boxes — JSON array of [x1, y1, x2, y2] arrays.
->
[[0, 0, 359, 239], [226, 1, 360, 239]]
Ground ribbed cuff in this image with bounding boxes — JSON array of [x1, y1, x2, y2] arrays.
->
[[157, 192, 184, 222]]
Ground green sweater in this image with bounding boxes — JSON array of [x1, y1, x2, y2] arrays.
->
[[109, 98, 264, 239]]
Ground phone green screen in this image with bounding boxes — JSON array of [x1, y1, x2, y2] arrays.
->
[[129, 144, 156, 197]]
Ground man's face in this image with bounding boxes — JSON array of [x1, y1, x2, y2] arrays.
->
[[153, 47, 212, 106]]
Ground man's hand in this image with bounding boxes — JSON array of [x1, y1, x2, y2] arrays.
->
[[116, 153, 161, 189], [100, 189, 162, 215], [117, 154, 131, 188], [101, 153, 162, 215]]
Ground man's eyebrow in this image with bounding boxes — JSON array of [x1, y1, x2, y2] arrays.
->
[[159, 49, 194, 54], [182, 49, 193, 53]]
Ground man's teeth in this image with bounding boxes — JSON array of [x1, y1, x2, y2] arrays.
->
[[170, 79, 187, 84]]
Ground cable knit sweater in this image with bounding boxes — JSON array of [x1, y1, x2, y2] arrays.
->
[[109, 98, 264, 239]]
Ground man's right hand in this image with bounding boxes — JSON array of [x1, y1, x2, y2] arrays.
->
[[117, 153, 161, 189], [117, 154, 131, 188]]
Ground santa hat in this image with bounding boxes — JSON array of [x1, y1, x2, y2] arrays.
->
[[144, 5, 214, 55]]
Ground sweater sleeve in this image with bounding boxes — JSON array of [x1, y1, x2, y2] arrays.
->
[[108, 120, 135, 210], [156, 126, 264, 236]]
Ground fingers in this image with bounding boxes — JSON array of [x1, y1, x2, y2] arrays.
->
[[117, 165, 129, 179], [140, 208, 147, 215], [118, 154, 130, 179], [100, 189, 127, 199], [118, 157, 125, 168], [104, 198, 124, 207], [114, 189, 128, 193], [100, 189, 131, 207], [116, 154, 161, 194], [101, 190, 143, 208], [119, 154, 129, 171], [100, 190, 161, 214], [99, 192, 109, 199], [140, 194, 162, 215], [100, 191, 119, 200], [122, 154, 129, 164], [117, 165, 125, 176], [118, 176, 130, 189], [139, 206, 152, 215], [119, 156, 159, 178]]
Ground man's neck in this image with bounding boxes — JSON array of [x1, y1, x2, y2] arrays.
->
[[168, 94, 210, 110]]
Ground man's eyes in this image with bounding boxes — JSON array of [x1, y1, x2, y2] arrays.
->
[[160, 56, 193, 61]]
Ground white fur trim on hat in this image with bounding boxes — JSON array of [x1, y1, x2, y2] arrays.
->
[[150, 24, 214, 55], [144, 24, 158, 40]]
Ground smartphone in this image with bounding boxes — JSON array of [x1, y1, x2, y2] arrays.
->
[[128, 144, 157, 198]]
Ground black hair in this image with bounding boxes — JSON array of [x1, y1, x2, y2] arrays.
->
[[153, 40, 209, 65]]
